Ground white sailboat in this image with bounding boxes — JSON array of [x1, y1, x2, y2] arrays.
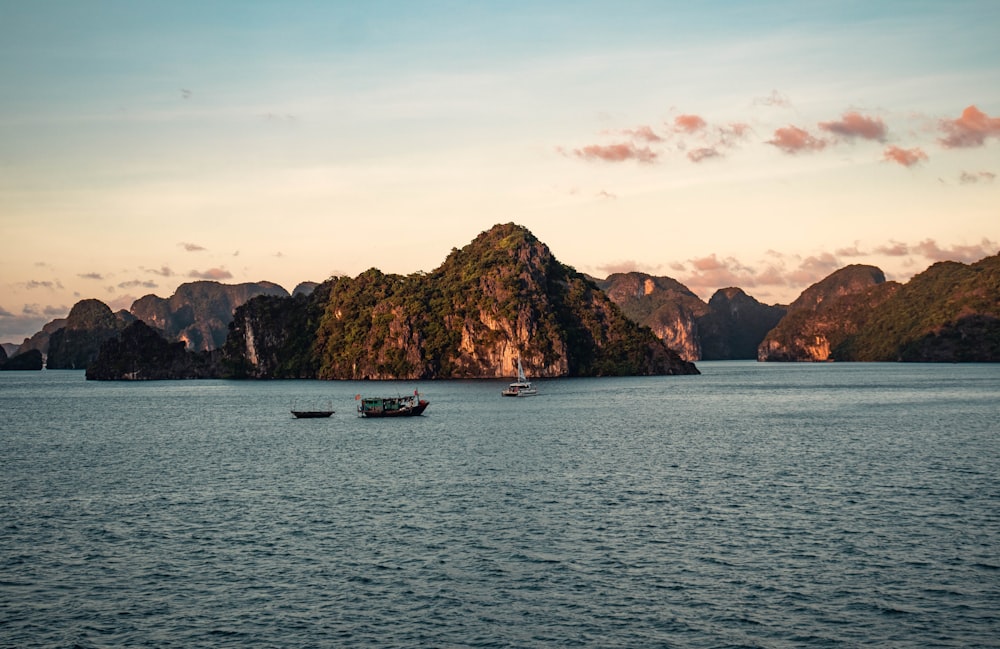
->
[[501, 357, 537, 397]]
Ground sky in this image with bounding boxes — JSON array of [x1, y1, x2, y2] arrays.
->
[[2, 1, 999, 344]]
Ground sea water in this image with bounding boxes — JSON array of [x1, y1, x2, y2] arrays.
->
[[1, 362, 998, 648]]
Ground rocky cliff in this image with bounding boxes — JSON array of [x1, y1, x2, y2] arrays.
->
[[221, 224, 697, 379], [594, 273, 707, 361], [758, 265, 898, 361], [595, 274, 784, 361], [86, 321, 220, 380], [698, 288, 787, 360], [45, 299, 136, 369], [131, 280, 289, 351]]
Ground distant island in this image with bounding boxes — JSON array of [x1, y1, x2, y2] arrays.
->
[[3, 223, 998, 376]]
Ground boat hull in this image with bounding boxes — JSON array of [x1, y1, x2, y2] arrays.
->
[[292, 410, 334, 418], [358, 400, 429, 417]]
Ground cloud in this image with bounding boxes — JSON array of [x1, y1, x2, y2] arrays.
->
[[753, 90, 791, 108], [569, 142, 658, 164], [180, 242, 206, 252], [717, 122, 753, 147], [596, 190, 617, 200], [188, 267, 233, 280], [0, 305, 13, 317], [873, 241, 910, 256], [767, 126, 827, 153], [786, 253, 842, 285], [117, 279, 158, 289], [594, 260, 662, 276], [939, 105, 1000, 148], [959, 171, 996, 184], [181, 88, 192, 99], [911, 238, 998, 263], [619, 125, 662, 142], [144, 265, 175, 277], [78, 272, 103, 280], [22, 280, 63, 290], [882, 145, 928, 167], [688, 147, 721, 163], [835, 243, 867, 257], [673, 114, 707, 133], [818, 111, 888, 141]]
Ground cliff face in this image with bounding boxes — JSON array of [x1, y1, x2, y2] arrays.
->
[[697, 288, 787, 360], [86, 321, 219, 380], [759, 265, 896, 361], [596, 274, 785, 361], [131, 281, 289, 351], [45, 300, 136, 369], [595, 273, 707, 361], [222, 223, 698, 379]]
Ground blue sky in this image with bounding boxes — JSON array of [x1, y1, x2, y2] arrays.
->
[[2, 1, 999, 343]]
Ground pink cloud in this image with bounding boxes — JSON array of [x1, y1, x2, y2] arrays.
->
[[939, 105, 1000, 148], [882, 145, 928, 167], [787, 253, 841, 285], [835, 244, 867, 257], [818, 111, 888, 141], [874, 241, 910, 256], [188, 268, 233, 280], [673, 114, 707, 133], [767, 126, 827, 153], [687, 147, 721, 163], [912, 238, 998, 263], [621, 125, 662, 142], [572, 142, 658, 164]]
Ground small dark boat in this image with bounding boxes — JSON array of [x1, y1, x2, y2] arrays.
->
[[291, 410, 334, 419], [356, 390, 429, 418]]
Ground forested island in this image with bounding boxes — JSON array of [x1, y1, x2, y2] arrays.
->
[[3, 223, 998, 377]]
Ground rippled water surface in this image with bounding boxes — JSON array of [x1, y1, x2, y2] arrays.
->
[[2, 362, 999, 647]]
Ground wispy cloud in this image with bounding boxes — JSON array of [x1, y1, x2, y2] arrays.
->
[[619, 125, 662, 142], [143, 266, 175, 277], [180, 242, 206, 252], [22, 280, 64, 290], [78, 272, 103, 280], [566, 142, 658, 164], [117, 279, 158, 289], [818, 111, 888, 141], [882, 145, 928, 167], [188, 267, 233, 280], [753, 90, 792, 108], [939, 105, 1000, 148], [687, 147, 721, 163], [959, 170, 996, 184]]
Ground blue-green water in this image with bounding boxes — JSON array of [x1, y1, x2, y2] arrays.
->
[[2, 362, 999, 647]]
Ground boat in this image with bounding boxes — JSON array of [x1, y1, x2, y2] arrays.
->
[[291, 409, 334, 418], [291, 399, 334, 418], [356, 390, 429, 418], [502, 358, 537, 397]]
